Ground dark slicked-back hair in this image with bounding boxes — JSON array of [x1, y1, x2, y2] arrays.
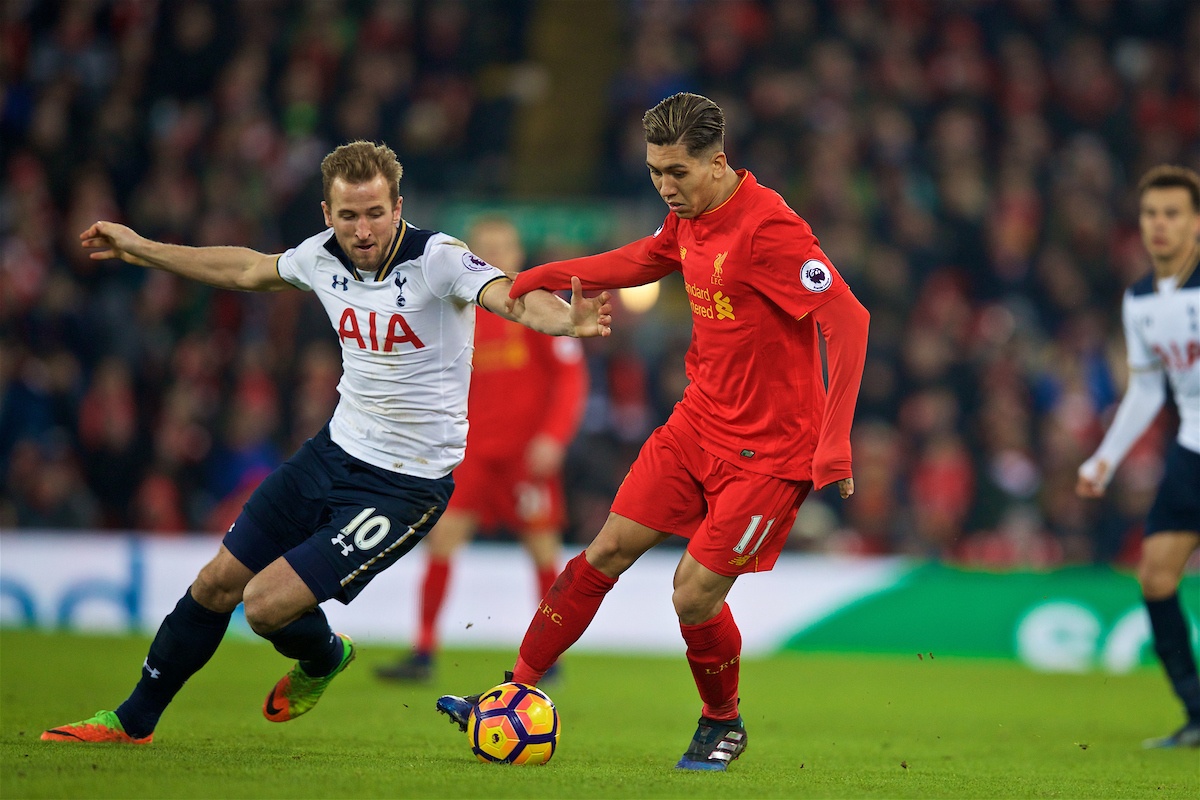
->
[[321, 141, 404, 204], [1137, 164, 1200, 211], [643, 93, 725, 157]]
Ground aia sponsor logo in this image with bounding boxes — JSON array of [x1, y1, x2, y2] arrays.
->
[[1151, 340, 1200, 371], [337, 308, 426, 351]]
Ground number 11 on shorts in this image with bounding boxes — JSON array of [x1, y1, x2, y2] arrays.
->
[[732, 515, 776, 557]]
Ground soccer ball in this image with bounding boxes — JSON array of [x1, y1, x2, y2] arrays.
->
[[467, 682, 560, 765]]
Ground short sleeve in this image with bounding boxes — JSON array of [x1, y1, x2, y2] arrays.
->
[[275, 233, 333, 291], [1122, 291, 1160, 371], [422, 234, 507, 304], [750, 214, 848, 319]]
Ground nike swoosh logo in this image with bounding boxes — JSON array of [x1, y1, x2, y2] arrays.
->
[[46, 728, 83, 740], [265, 690, 286, 717]]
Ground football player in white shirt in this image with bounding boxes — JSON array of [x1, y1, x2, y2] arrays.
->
[[1077, 165, 1200, 749], [42, 141, 612, 745]]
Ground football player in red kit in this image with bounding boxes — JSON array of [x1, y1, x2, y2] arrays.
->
[[437, 92, 870, 771], [376, 216, 587, 682]]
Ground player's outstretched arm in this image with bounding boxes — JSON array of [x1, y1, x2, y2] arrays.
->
[[80, 221, 290, 292], [482, 276, 612, 338]]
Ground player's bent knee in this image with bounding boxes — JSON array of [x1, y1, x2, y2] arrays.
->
[[1138, 568, 1180, 600], [241, 591, 286, 636], [584, 539, 634, 577], [191, 567, 246, 614], [672, 588, 724, 626]]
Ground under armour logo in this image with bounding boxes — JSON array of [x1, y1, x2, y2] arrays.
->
[[330, 531, 354, 556], [143, 658, 161, 679], [332, 275, 349, 291]]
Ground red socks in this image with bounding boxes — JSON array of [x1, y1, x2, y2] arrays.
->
[[415, 558, 451, 653], [680, 602, 741, 721], [535, 563, 559, 605], [513, 553, 615, 684]]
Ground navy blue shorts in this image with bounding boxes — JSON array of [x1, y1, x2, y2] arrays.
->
[[223, 425, 453, 604], [1146, 442, 1200, 536]]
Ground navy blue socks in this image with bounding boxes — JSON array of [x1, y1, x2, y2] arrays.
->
[[116, 589, 232, 738], [261, 607, 343, 677], [1146, 593, 1200, 723]]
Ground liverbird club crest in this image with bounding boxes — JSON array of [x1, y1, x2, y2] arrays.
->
[[711, 251, 727, 285]]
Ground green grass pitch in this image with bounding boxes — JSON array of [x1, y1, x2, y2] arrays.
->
[[2, 629, 1197, 798]]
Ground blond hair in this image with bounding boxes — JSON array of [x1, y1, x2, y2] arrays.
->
[[642, 93, 725, 158], [320, 141, 404, 204]]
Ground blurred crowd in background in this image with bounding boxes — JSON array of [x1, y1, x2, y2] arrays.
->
[[3, 0, 1198, 568]]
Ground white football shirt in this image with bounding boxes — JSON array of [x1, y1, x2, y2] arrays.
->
[[277, 222, 507, 478], [1123, 268, 1200, 453]]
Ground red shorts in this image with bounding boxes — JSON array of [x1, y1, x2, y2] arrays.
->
[[448, 448, 566, 532], [611, 424, 812, 576]]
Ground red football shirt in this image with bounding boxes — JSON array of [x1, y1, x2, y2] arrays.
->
[[466, 309, 587, 460], [511, 170, 868, 486]]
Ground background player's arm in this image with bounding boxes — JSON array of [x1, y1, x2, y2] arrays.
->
[[1076, 366, 1166, 497], [527, 336, 589, 477], [80, 220, 290, 292], [480, 277, 612, 338]]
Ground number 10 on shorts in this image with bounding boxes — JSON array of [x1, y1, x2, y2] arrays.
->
[[330, 507, 392, 556]]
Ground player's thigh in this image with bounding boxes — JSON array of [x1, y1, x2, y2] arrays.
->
[[585, 513, 673, 576], [690, 468, 811, 577], [609, 425, 706, 537], [241, 556, 320, 634], [222, 430, 338, 575], [285, 464, 454, 605]]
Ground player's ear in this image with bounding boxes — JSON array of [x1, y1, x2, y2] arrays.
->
[[322, 201, 333, 228], [393, 196, 403, 225], [711, 150, 728, 178]]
